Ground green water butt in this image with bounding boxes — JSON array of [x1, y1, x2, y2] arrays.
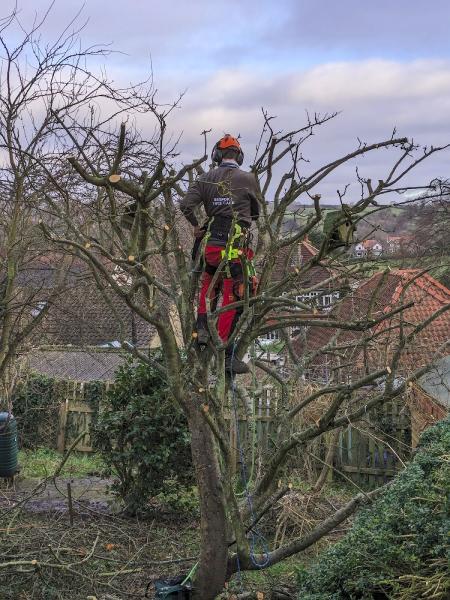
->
[[0, 412, 19, 478]]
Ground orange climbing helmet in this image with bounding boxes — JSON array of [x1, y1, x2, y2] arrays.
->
[[211, 134, 244, 166]]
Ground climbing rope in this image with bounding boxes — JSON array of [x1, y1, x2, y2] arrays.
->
[[230, 343, 270, 569]]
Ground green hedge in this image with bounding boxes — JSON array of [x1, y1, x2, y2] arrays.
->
[[297, 417, 450, 600]]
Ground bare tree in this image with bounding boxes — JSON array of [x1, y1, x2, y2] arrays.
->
[[0, 4, 169, 392], [0, 5, 120, 392], [2, 8, 449, 600], [39, 111, 449, 598]]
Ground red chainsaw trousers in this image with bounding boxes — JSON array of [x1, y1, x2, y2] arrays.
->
[[198, 245, 254, 342]]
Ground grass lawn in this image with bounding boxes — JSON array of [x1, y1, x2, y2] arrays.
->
[[18, 447, 110, 479]]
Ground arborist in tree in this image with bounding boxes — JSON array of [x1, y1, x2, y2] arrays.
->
[[180, 134, 260, 375]]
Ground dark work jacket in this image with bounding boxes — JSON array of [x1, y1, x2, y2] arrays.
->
[[180, 163, 260, 245]]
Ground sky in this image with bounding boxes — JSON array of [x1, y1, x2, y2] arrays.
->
[[3, 0, 450, 202]]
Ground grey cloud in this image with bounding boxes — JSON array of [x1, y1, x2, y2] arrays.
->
[[3, 2, 448, 201], [265, 0, 450, 60], [6, 1, 450, 72], [162, 60, 450, 199], [4, 0, 283, 70]]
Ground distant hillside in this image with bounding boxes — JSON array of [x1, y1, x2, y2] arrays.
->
[[282, 202, 423, 240]]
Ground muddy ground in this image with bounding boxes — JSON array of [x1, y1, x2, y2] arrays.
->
[[0, 477, 335, 599], [0, 475, 113, 515]]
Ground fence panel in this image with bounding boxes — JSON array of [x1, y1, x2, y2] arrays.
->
[[50, 379, 412, 484], [54, 381, 108, 453], [225, 385, 279, 474], [336, 399, 411, 488], [65, 402, 95, 452]]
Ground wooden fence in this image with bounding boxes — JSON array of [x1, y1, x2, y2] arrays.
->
[[225, 392, 412, 486], [51, 382, 412, 489], [226, 386, 278, 475], [57, 383, 280, 457], [335, 399, 412, 488], [54, 381, 110, 453], [57, 399, 95, 452]]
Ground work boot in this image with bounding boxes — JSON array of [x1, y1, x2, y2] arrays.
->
[[225, 354, 250, 375], [195, 315, 210, 347], [197, 327, 210, 346]]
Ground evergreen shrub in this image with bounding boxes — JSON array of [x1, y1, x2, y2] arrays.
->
[[297, 417, 450, 600], [93, 357, 193, 514]]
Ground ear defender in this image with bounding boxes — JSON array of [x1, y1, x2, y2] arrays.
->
[[211, 134, 244, 166]]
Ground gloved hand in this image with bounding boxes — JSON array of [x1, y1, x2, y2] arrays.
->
[[193, 225, 205, 238]]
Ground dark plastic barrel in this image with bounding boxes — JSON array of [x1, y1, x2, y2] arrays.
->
[[0, 412, 18, 477]]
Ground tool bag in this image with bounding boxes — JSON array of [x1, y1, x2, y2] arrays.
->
[[153, 576, 193, 599]]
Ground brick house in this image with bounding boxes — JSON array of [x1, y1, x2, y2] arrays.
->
[[260, 238, 342, 344], [352, 239, 383, 259], [292, 268, 450, 429], [289, 269, 449, 483], [294, 269, 449, 379]]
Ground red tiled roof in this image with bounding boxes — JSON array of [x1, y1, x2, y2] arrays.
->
[[299, 238, 319, 263], [272, 239, 335, 289], [292, 269, 450, 376], [361, 239, 382, 249]]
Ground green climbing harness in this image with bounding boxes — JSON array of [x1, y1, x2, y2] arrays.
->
[[218, 222, 258, 297], [221, 222, 243, 261]]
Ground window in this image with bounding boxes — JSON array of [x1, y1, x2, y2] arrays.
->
[[296, 291, 320, 304], [262, 331, 280, 341], [318, 291, 340, 308], [296, 291, 340, 309]]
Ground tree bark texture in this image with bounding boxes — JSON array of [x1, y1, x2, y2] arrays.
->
[[188, 402, 228, 600]]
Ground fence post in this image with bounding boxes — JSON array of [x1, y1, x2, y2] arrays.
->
[[57, 398, 69, 453]]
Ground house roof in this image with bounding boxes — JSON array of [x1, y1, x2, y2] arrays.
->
[[23, 346, 127, 382], [292, 269, 450, 376], [18, 254, 158, 348], [35, 279, 157, 348], [335, 269, 449, 332], [272, 238, 336, 289], [299, 238, 320, 263], [361, 239, 382, 249]]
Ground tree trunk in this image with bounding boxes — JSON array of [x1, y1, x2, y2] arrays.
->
[[188, 403, 228, 600]]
